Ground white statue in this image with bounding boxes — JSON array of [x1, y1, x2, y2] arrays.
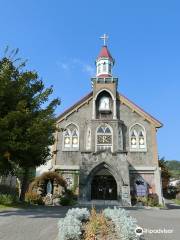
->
[[46, 180, 52, 194], [99, 97, 110, 111]]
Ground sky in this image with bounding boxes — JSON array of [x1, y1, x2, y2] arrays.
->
[[0, 0, 179, 160]]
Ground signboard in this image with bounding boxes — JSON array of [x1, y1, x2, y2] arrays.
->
[[122, 186, 129, 200]]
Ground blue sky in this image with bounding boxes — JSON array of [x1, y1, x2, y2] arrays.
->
[[0, 0, 179, 160]]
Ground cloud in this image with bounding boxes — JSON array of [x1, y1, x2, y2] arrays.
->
[[56, 58, 95, 76], [82, 64, 94, 76], [56, 61, 69, 70]]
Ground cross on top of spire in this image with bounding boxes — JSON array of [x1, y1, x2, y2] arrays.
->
[[100, 34, 109, 46]]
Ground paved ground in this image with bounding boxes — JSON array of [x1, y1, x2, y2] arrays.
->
[[0, 202, 180, 240]]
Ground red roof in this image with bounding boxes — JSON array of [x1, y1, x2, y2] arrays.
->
[[97, 46, 114, 62], [97, 74, 112, 78]]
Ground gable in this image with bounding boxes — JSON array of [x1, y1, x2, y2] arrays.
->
[[56, 91, 163, 128], [118, 93, 163, 128]]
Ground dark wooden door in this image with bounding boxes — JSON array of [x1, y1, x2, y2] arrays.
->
[[91, 175, 117, 200]]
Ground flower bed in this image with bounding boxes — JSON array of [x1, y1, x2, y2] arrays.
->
[[103, 207, 138, 240], [58, 208, 90, 240], [58, 207, 138, 240]]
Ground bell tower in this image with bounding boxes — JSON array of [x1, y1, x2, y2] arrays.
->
[[91, 34, 118, 120]]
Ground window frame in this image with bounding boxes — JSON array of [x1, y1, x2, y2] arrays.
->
[[62, 123, 79, 151], [96, 124, 113, 152], [129, 123, 147, 152]]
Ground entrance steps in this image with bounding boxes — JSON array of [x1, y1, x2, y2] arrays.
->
[[78, 200, 121, 206]]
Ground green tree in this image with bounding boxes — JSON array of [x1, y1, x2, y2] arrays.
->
[[159, 157, 171, 193], [0, 51, 60, 200]]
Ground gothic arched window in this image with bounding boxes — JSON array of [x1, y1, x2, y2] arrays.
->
[[129, 124, 147, 152], [64, 129, 71, 148], [96, 124, 112, 151], [63, 124, 79, 151], [118, 127, 123, 151]]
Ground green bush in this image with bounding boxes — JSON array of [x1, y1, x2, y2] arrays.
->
[[0, 184, 18, 195], [176, 192, 180, 200], [60, 196, 76, 206], [148, 194, 159, 206], [136, 196, 148, 205], [0, 194, 18, 205], [25, 191, 44, 205], [133, 194, 159, 207]]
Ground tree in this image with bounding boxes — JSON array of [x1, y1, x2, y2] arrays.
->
[[159, 157, 171, 194], [0, 51, 60, 200]]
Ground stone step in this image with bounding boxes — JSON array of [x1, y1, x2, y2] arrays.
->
[[78, 200, 121, 206]]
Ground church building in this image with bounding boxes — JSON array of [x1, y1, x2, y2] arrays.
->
[[51, 37, 163, 205]]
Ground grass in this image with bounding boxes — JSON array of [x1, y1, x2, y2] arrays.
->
[[0, 201, 41, 211], [173, 199, 180, 205], [0, 204, 12, 209]]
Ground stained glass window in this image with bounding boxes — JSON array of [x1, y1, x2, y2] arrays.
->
[[63, 124, 79, 150], [96, 124, 112, 151], [130, 124, 147, 151]]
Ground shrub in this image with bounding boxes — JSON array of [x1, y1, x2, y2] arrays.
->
[[167, 186, 177, 199], [60, 196, 77, 206], [0, 184, 18, 195], [133, 194, 160, 207], [66, 208, 90, 221], [25, 192, 44, 205], [84, 208, 108, 240], [58, 216, 82, 240], [58, 208, 89, 240], [0, 194, 18, 205], [176, 192, 180, 200], [136, 196, 148, 206], [103, 207, 138, 240], [147, 194, 159, 206]]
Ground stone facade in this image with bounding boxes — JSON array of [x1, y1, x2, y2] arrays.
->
[[51, 45, 163, 205]]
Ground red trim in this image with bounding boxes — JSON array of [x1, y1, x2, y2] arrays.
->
[[97, 74, 112, 78]]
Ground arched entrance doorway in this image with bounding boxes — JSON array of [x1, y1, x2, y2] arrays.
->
[[91, 168, 117, 200]]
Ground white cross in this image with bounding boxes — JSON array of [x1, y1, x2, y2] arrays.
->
[[100, 34, 109, 46]]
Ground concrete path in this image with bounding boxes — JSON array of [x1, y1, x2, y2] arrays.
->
[[0, 204, 180, 240]]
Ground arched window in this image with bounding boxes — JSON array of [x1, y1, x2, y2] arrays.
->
[[63, 124, 79, 150], [96, 124, 112, 151], [118, 127, 123, 151], [129, 124, 147, 151], [139, 131, 145, 149], [130, 130, 138, 149], [72, 129, 78, 148], [64, 129, 71, 148], [99, 96, 110, 111]]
